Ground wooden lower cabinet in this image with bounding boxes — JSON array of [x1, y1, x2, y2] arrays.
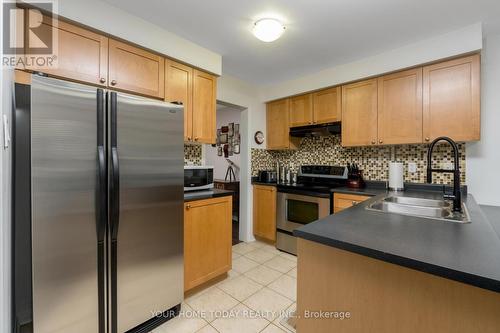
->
[[184, 196, 232, 291], [297, 239, 500, 333], [333, 193, 370, 213], [253, 185, 277, 242]]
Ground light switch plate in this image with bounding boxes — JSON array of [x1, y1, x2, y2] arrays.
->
[[408, 162, 417, 173]]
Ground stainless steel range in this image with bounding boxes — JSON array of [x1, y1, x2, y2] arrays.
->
[[276, 165, 348, 255]]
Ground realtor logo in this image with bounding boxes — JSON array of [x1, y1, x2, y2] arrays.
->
[[2, 0, 58, 68]]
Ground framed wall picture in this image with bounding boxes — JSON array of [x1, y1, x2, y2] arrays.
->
[[217, 146, 223, 156], [234, 143, 240, 154], [234, 124, 240, 136], [216, 129, 222, 146], [228, 123, 234, 137], [254, 131, 264, 145], [220, 133, 228, 144]]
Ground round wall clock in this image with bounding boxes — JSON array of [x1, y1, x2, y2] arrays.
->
[[254, 131, 264, 145]]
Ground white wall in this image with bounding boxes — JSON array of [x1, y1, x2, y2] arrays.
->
[[217, 74, 266, 242], [1, 2, 13, 331], [41, 0, 222, 75], [205, 108, 242, 180], [466, 32, 500, 206], [259, 23, 483, 101]]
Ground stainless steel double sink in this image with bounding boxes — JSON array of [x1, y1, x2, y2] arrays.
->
[[366, 195, 471, 223]]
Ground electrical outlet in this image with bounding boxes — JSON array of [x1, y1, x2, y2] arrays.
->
[[443, 162, 454, 170], [408, 162, 417, 173]]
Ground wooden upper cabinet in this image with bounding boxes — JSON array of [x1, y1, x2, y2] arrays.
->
[[26, 14, 108, 86], [267, 99, 296, 150], [289, 94, 313, 127], [165, 60, 193, 142], [192, 70, 217, 144], [313, 86, 342, 124], [108, 39, 165, 98], [378, 68, 423, 145], [253, 185, 277, 242], [423, 54, 480, 142], [341, 79, 378, 147]]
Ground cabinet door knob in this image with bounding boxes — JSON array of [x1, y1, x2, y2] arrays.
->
[[99, 77, 106, 84], [425, 137, 430, 142], [371, 140, 376, 144], [186, 204, 191, 210], [352, 201, 359, 206], [187, 137, 192, 141], [194, 137, 199, 141], [379, 139, 383, 144], [111, 80, 117, 86]]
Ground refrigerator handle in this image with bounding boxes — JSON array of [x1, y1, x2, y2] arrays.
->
[[96, 89, 106, 243], [110, 147, 120, 239], [96, 89, 106, 333], [96, 146, 106, 241], [110, 92, 120, 240]]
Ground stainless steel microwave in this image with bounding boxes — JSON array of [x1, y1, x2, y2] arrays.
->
[[184, 166, 214, 191]]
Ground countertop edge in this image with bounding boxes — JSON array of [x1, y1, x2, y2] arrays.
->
[[184, 189, 234, 202], [294, 224, 500, 293]]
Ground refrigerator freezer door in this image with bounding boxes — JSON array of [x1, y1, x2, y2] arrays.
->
[[111, 92, 184, 332], [30, 76, 103, 333]]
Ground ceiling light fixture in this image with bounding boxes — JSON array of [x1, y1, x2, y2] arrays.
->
[[253, 18, 285, 42]]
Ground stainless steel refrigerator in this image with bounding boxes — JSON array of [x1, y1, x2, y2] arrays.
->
[[12, 75, 184, 333]]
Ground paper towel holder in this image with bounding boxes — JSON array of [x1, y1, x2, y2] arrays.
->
[[388, 161, 405, 192]]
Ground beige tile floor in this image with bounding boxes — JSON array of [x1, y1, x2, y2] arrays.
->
[[152, 240, 297, 333]]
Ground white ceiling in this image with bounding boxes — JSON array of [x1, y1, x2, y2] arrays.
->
[[102, 0, 500, 85]]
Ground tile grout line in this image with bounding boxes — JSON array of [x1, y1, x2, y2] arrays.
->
[[184, 241, 296, 333]]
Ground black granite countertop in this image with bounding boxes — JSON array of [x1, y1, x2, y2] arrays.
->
[[251, 180, 277, 186], [184, 189, 233, 202], [294, 190, 500, 293], [480, 205, 500, 238]]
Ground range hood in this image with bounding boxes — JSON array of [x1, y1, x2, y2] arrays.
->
[[289, 122, 341, 137]]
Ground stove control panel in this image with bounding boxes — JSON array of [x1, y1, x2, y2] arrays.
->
[[299, 165, 348, 179]]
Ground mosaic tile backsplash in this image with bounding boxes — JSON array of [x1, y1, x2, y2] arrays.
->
[[251, 135, 466, 185], [184, 144, 202, 165]]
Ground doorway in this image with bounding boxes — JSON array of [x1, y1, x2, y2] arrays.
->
[[204, 101, 246, 245]]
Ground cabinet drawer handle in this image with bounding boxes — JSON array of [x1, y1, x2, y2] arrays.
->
[[99, 77, 106, 84], [111, 80, 117, 86]]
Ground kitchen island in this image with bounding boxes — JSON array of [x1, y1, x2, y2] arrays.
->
[[294, 190, 500, 333]]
